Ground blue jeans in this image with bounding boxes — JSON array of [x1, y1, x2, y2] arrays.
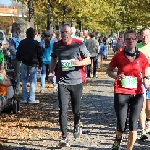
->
[[21, 63, 37, 101], [103, 49, 108, 59], [41, 63, 56, 90]]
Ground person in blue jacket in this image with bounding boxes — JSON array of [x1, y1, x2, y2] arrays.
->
[[99, 39, 108, 65], [9, 27, 21, 94], [40, 31, 56, 93]]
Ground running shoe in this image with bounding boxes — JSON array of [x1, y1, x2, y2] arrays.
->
[[140, 129, 148, 140], [28, 100, 39, 104], [112, 139, 121, 150], [58, 137, 70, 147], [73, 126, 82, 139], [20, 100, 27, 104], [140, 134, 148, 140]]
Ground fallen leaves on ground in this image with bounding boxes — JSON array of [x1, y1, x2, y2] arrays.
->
[[0, 56, 112, 149]]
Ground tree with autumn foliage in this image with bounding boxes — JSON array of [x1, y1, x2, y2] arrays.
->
[[2, 0, 150, 33]]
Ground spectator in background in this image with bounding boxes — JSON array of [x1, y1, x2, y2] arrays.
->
[[40, 30, 57, 93], [85, 32, 99, 78], [102, 38, 109, 59], [71, 27, 77, 38], [49, 30, 54, 40], [112, 36, 118, 53], [40, 32, 45, 46], [137, 32, 142, 43], [108, 35, 113, 50], [114, 38, 124, 54], [98, 35, 104, 45], [53, 30, 61, 42], [16, 27, 42, 104], [9, 27, 21, 94], [99, 38, 108, 65], [82, 30, 89, 43], [34, 30, 41, 43], [78, 32, 85, 42]]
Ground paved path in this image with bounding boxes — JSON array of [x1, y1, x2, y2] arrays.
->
[[0, 68, 150, 150]]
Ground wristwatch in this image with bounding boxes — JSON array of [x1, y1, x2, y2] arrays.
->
[[143, 76, 150, 80]]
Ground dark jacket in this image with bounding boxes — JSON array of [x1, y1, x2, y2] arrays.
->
[[16, 38, 42, 67]]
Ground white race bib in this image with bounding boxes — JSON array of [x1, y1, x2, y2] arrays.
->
[[61, 60, 73, 71], [121, 76, 137, 88]]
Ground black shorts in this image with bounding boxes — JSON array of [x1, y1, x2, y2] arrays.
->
[[114, 93, 143, 132]]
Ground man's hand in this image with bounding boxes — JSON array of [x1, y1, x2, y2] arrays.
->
[[71, 60, 82, 66]]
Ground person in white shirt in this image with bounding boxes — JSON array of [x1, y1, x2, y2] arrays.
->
[[34, 30, 41, 43]]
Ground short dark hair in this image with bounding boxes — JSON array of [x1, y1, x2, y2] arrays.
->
[[26, 27, 35, 38], [124, 30, 136, 39], [140, 27, 150, 35], [89, 32, 95, 38]]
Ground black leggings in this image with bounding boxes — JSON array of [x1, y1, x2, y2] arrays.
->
[[114, 93, 143, 132], [58, 83, 83, 137]]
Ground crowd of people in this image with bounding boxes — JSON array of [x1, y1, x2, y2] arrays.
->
[[1, 24, 150, 149]]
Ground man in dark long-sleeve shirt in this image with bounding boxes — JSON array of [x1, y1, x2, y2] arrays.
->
[[16, 27, 42, 104]]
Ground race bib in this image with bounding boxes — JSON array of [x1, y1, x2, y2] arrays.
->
[[61, 60, 73, 71], [121, 76, 137, 88]]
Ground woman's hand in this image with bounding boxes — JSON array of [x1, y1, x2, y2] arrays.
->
[[116, 72, 125, 80]]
